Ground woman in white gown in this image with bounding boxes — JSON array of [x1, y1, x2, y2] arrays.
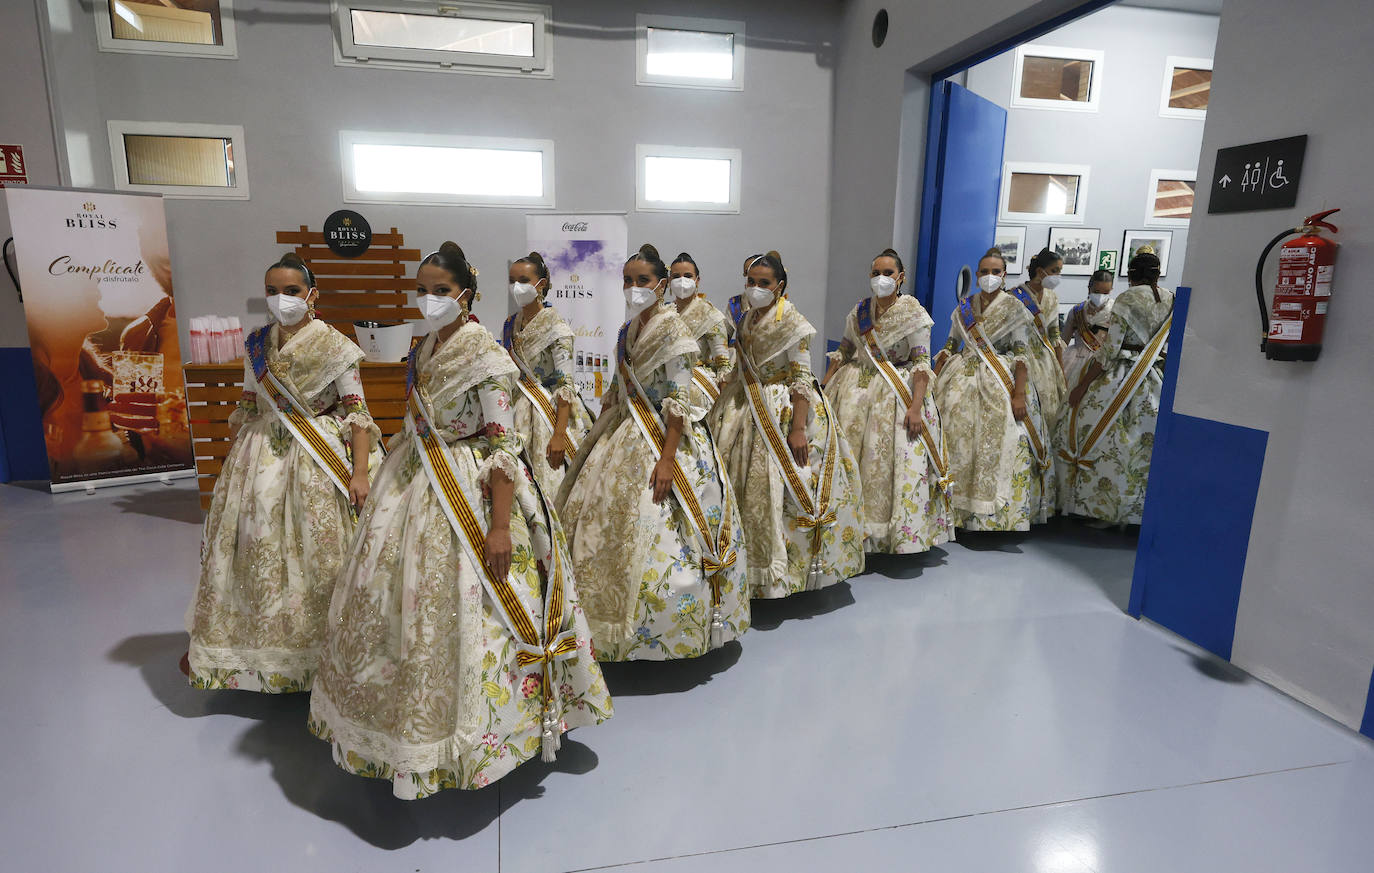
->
[[1060, 269, 1115, 394], [934, 248, 1051, 532], [710, 251, 865, 597], [309, 242, 611, 798], [502, 250, 594, 497], [556, 244, 749, 661], [185, 252, 381, 693], [667, 252, 734, 402], [823, 248, 953, 554], [1059, 250, 1174, 525], [1005, 247, 1068, 519]]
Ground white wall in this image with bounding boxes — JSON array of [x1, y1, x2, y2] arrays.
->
[[965, 5, 1218, 308], [0, 0, 63, 348], [1171, 0, 1374, 730], [39, 0, 839, 355]]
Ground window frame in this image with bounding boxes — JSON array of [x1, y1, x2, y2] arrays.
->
[[1159, 55, 1213, 120], [998, 161, 1091, 225], [1144, 168, 1197, 228], [1010, 44, 1105, 113], [635, 144, 742, 214], [331, 1, 552, 78], [107, 121, 249, 200], [635, 14, 745, 91], [95, 0, 238, 59], [339, 130, 555, 208]]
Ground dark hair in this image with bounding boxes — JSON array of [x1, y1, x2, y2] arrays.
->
[[746, 251, 788, 288], [671, 251, 700, 278], [421, 240, 478, 292], [267, 251, 314, 286], [514, 250, 549, 283], [1027, 247, 1063, 280], [1088, 269, 1114, 286], [980, 247, 1007, 271], [1127, 250, 1162, 285], [873, 247, 905, 273], [743, 252, 763, 276], [626, 243, 668, 281]]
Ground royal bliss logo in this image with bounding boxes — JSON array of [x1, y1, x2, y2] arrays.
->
[[323, 209, 373, 258], [66, 201, 117, 230]]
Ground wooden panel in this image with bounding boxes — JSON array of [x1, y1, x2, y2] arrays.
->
[[315, 277, 416, 292], [310, 262, 407, 277], [314, 292, 414, 305]]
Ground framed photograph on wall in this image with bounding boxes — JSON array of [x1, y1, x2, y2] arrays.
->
[[994, 225, 1027, 274], [1120, 230, 1173, 277], [1047, 226, 1100, 276]]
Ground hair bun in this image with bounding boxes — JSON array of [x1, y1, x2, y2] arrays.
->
[[638, 243, 661, 262], [983, 247, 1004, 259], [881, 247, 900, 259], [525, 250, 545, 265], [766, 249, 783, 261], [674, 251, 694, 264], [280, 251, 306, 266], [439, 240, 466, 261]]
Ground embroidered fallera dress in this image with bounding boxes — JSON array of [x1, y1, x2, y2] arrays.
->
[[557, 304, 749, 662], [502, 304, 595, 497], [1061, 298, 1114, 390], [309, 319, 611, 799], [935, 292, 1051, 531], [825, 294, 953, 554], [1007, 283, 1066, 516], [1058, 285, 1174, 525], [711, 296, 865, 597], [677, 293, 734, 387], [186, 320, 382, 693]]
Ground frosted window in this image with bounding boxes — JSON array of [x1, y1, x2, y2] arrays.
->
[[349, 10, 533, 57], [351, 144, 543, 198], [124, 135, 233, 187], [643, 156, 732, 204], [644, 27, 734, 80], [108, 0, 221, 46]]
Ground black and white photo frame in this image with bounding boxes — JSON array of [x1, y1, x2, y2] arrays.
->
[[994, 226, 1027, 274], [1047, 226, 1100, 276]]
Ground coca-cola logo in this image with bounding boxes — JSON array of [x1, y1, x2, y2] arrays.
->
[[323, 209, 372, 257], [561, 221, 590, 232]]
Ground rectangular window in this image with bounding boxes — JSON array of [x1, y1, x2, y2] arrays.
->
[[1145, 169, 1196, 227], [108, 121, 248, 199], [1160, 56, 1212, 119], [333, 2, 550, 77], [96, 0, 237, 59], [340, 131, 554, 208], [1011, 45, 1104, 112], [637, 14, 745, 90], [636, 145, 741, 214], [999, 162, 1090, 224]]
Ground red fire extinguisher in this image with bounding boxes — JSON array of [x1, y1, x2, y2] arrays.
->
[[1256, 208, 1340, 361]]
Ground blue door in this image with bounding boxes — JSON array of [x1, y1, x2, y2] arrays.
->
[[915, 81, 1007, 350]]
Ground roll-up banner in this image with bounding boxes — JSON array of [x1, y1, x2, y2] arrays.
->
[[3, 186, 195, 492], [525, 213, 628, 411]]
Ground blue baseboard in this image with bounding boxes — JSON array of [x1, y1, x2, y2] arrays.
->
[[0, 348, 50, 483]]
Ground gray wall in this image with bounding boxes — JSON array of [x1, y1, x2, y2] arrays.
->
[[965, 5, 1218, 309], [38, 0, 839, 355], [1171, 0, 1374, 729], [0, 0, 63, 348]]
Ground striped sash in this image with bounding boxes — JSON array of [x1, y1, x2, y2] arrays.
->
[[1069, 302, 1104, 352], [1009, 284, 1058, 357], [405, 374, 577, 762], [857, 298, 953, 498], [246, 326, 353, 499], [958, 298, 1050, 470], [691, 367, 721, 404], [502, 311, 579, 461], [1059, 313, 1172, 480]]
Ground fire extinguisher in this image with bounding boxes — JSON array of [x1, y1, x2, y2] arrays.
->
[[1255, 208, 1340, 361]]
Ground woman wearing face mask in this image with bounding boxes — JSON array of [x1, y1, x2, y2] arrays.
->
[[1060, 270, 1115, 391], [184, 252, 383, 693], [502, 250, 594, 496], [822, 248, 952, 554], [310, 242, 611, 798], [711, 251, 865, 597], [933, 248, 1049, 531], [668, 252, 733, 399], [1059, 250, 1173, 526], [1006, 247, 1068, 517], [556, 244, 748, 661]]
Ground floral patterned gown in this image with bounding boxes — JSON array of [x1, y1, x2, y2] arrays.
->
[[187, 320, 382, 693], [1058, 284, 1174, 525], [935, 292, 1051, 531], [710, 298, 865, 597], [556, 304, 749, 661], [309, 320, 611, 799], [677, 294, 734, 384], [825, 295, 953, 554], [1061, 298, 1114, 390], [1008, 283, 1066, 513], [506, 304, 595, 497]]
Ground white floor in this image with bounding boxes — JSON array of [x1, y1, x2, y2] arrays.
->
[[1, 479, 1370, 872]]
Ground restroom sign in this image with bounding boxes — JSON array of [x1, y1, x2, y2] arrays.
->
[[0, 144, 27, 185], [1208, 135, 1306, 214]]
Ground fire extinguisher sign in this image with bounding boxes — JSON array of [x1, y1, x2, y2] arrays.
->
[[0, 144, 27, 185]]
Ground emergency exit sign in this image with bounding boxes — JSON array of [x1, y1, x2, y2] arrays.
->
[[1208, 135, 1306, 214], [0, 145, 27, 185]]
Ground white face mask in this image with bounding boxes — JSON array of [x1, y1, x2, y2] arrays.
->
[[510, 281, 539, 307], [745, 284, 779, 309], [1041, 274, 1061, 291], [418, 293, 462, 332], [624, 282, 660, 317], [1088, 292, 1109, 307], [977, 273, 1004, 294], [669, 277, 697, 300], [267, 293, 308, 326], [870, 275, 898, 298]]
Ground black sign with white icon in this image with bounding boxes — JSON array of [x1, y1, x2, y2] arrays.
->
[[1207, 135, 1307, 214], [323, 209, 372, 258]]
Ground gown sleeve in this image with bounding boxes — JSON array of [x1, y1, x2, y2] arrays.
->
[[703, 321, 733, 380], [333, 362, 382, 446], [549, 335, 580, 405], [228, 356, 261, 430], [786, 335, 820, 407], [906, 321, 934, 377], [660, 353, 696, 422], [477, 375, 524, 486]]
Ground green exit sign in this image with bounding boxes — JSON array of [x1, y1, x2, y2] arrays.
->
[[1097, 249, 1118, 273]]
